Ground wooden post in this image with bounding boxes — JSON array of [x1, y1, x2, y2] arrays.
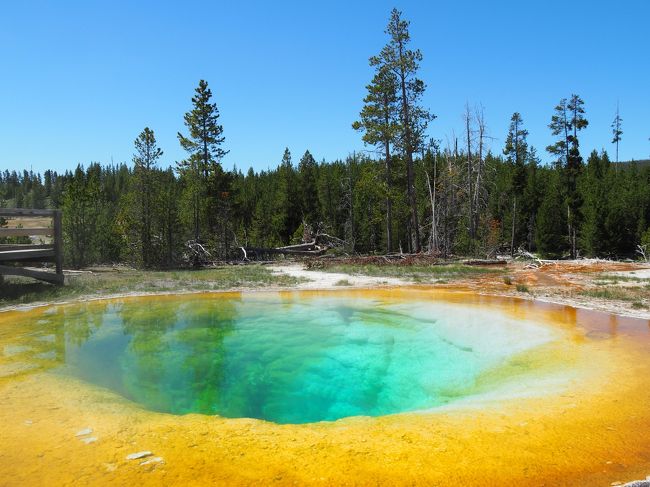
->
[[53, 210, 63, 282]]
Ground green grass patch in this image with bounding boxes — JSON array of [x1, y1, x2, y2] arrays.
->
[[333, 278, 352, 286], [579, 287, 645, 302], [0, 265, 305, 307], [515, 283, 529, 293]]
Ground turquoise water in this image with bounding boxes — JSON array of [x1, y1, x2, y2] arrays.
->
[[18, 294, 557, 423]]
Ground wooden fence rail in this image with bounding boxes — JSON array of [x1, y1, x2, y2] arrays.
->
[[0, 209, 64, 285]]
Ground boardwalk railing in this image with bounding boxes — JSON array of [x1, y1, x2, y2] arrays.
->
[[0, 209, 64, 285]]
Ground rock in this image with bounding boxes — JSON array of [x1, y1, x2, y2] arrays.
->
[[140, 457, 163, 466], [126, 451, 152, 460], [75, 428, 93, 437], [81, 437, 97, 444], [24, 420, 33, 426], [622, 481, 650, 487]]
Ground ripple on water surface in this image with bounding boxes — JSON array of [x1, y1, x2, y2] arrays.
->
[[1, 293, 563, 423]]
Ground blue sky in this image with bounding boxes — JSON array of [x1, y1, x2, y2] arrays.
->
[[1, 0, 648, 174]]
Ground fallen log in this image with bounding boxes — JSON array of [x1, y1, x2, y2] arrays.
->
[[244, 246, 328, 256], [463, 259, 507, 266], [276, 240, 318, 251]]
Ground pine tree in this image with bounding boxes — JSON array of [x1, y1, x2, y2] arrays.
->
[[521, 148, 543, 250], [546, 98, 570, 168], [298, 150, 320, 229], [62, 165, 101, 268], [503, 112, 528, 255], [546, 95, 588, 258], [132, 127, 163, 267], [536, 172, 566, 257], [565, 94, 588, 257], [177, 80, 228, 243], [372, 8, 434, 252], [604, 168, 632, 256], [580, 151, 610, 256], [353, 65, 400, 252], [273, 148, 300, 244]]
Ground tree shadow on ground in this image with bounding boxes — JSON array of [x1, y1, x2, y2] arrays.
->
[[0, 277, 64, 305]]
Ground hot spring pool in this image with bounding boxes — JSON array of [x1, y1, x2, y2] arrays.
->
[[2, 292, 564, 424], [4, 290, 650, 486]]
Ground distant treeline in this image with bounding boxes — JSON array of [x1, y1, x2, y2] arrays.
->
[[1, 8, 649, 268], [1, 147, 649, 268]]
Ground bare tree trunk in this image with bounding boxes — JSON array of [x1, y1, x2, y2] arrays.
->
[[384, 141, 393, 253], [406, 151, 420, 252], [464, 106, 474, 245], [511, 196, 516, 257], [566, 204, 573, 258], [425, 165, 436, 253], [432, 152, 438, 252], [474, 106, 486, 239], [397, 40, 420, 253], [343, 154, 357, 252]]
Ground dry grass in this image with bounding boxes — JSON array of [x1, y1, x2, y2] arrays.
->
[[516, 283, 529, 293], [578, 280, 649, 310], [3, 217, 53, 229], [0, 265, 305, 307], [321, 263, 503, 283]]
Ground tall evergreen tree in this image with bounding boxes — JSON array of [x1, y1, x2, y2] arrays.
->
[[298, 150, 320, 229], [565, 94, 588, 257], [273, 148, 300, 244], [372, 8, 434, 252], [547, 98, 570, 167], [353, 65, 400, 252], [546, 94, 588, 257], [177, 80, 228, 243], [503, 112, 528, 255], [132, 127, 163, 267]]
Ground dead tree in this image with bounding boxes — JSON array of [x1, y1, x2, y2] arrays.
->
[[464, 104, 475, 242]]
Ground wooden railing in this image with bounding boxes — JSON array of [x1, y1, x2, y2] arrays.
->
[[0, 209, 64, 285]]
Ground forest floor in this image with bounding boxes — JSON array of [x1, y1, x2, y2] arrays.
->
[[0, 259, 649, 319]]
